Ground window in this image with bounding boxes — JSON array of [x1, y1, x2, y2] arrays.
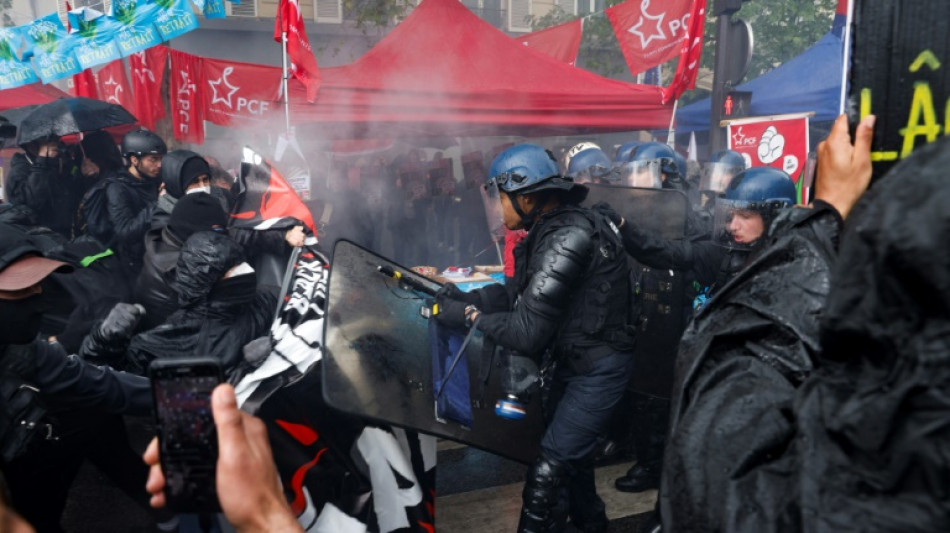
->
[[315, 0, 342, 23], [508, 0, 530, 32]]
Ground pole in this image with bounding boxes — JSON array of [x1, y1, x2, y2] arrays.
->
[[281, 30, 291, 133], [838, 0, 855, 115], [667, 99, 679, 148], [709, 10, 732, 155]]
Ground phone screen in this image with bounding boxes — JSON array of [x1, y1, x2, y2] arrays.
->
[[150, 359, 222, 513]]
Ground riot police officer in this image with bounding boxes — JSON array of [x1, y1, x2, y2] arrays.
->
[[435, 144, 634, 533], [565, 145, 614, 184]]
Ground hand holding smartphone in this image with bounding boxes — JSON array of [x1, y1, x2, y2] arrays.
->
[[149, 357, 223, 513]]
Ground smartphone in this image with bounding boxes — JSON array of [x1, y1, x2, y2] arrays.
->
[[149, 357, 223, 513]]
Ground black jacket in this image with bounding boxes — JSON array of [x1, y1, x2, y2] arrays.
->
[[474, 205, 633, 365], [7, 152, 85, 238], [85, 169, 159, 273], [134, 225, 186, 331]]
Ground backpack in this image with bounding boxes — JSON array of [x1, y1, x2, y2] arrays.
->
[[77, 179, 114, 244]]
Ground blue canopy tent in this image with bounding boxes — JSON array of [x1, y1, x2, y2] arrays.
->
[[675, 31, 844, 134]]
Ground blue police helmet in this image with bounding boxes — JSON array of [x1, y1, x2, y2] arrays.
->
[[724, 166, 796, 207], [710, 149, 747, 170], [488, 144, 586, 201], [672, 150, 687, 181], [631, 142, 679, 177], [567, 147, 613, 182], [613, 141, 643, 163]]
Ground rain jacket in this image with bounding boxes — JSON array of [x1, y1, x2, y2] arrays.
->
[[134, 225, 187, 331], [125, 232, 274, 376], [148, 149, 203, 231], [7, 152, 85, 238], [661, 137, 950, 531], [83, 168, 159, 275]]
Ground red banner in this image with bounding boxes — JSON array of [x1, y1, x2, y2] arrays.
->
[[169, 49, 205, 144], [96, 60, 133, 111], [607, 0, 694, 75], [274, 0, 321, 102], [727, 114, 810, 185], [518, 19, 583, 66], [203, 58, 282, 128], [130, 46, 169, 130], [72, 69, 98, 99], [662, 0, 706, 103]]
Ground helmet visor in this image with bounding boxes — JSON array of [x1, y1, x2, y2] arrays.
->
[[712, 198, 765, 250], [701, 162, 742, 193], [482, 177, 508, 242], [616, 160, 662, 189], [572, 164, 612, 184]]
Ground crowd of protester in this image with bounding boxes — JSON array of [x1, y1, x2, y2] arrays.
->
[[3, 110, 950, 533]]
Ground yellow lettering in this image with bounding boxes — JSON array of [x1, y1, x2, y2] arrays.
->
[[898, 81, 941, 158], [860, 87, 899, 162]]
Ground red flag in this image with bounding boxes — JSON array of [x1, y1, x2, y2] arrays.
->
[[203, 58, 282, 128], [95, 60, 132, 110], [518, 19, 583, 66], [274, 0, 321, 103], [607, 0, 694, 75], [129, 46, 169, 130], [169, 49, 205, 144], [232, 146, 316, 234], [662, 0, 707, 103], [71, 69, 98, 98]]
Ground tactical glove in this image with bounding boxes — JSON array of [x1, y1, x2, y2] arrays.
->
[[435, 282, 479, 305], [434, 294, 468, 329]]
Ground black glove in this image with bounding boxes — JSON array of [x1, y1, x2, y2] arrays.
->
[[434, 294, 468, 329], [96, 303, 146, 347], [591, 201, 624, 228], [435, 282, 479, 305]]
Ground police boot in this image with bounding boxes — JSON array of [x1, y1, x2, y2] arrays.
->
[[518, 456, 568, 533], [615, 396, 668, 493]]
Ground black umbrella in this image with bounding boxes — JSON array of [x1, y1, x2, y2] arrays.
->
[[16, 97, 137, 145]]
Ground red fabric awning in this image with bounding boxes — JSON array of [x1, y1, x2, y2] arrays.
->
[[0, 83, 70, 113], [287, 0, 672, 139]]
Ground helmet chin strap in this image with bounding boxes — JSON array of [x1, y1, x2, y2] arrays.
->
[[506, 191, 544, 230]]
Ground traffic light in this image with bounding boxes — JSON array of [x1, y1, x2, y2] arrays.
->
[[723, 91, 752, 118], [713, 0, 750, 16]]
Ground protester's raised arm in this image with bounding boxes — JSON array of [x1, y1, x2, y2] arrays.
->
[[814, 114, 875, 219]]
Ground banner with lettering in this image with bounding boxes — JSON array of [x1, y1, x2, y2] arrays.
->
[[203, 58, 281, 128], [606, 0, 694, 76], [96, 59, 133, 108], [111, 0, 163, 57], [0, 27, 40, 90], [129, 45, 168, 130], [726, 114, 809, 195], [851, 0, 950, 179], [24, 13, 82, 83], [169, 49, 204, 143], [153, 0, 200, 42], [68, 8, 122, 70]]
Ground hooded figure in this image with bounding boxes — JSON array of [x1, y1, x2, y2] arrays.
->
[[134, 193, 229, 330], [151, 150, 212, 230], [660, 134, 950, 531], [120, 231, 275, 376]]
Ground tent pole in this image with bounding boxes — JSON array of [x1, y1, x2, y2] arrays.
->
[[838, 0, 854, 115], [282, 30, 291, 133]]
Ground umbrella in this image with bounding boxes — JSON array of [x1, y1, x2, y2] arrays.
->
[[16, 97, 137, 146]]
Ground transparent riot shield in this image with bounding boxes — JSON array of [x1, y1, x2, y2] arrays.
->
[[323, 240, 544, 464], [583, 184, 690, 398]]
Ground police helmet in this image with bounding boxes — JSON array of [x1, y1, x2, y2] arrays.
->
[[710, 149, 746, 169], [631, 142, 679, 177], [487, 143, 584, 198], [714, 167, 796, 249], [702, 149, 747, 193], [563, 141, 601, 171], [121, 129, 167, 158], [566, 147, 613, 184], [613, 141, 643, 163]]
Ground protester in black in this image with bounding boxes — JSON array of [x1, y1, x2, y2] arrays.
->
[[6, 137, 84, 238]]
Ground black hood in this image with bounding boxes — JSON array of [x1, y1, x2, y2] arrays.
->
[[821, 136, 950, 361], [175, 231, 245, 308], [161, 149, 205, 199]]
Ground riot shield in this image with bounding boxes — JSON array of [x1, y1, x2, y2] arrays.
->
[[323, 240, 544, 464], [584, 185, 690, 399]]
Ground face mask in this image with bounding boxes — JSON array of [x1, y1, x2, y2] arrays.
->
[[0, 296, 45, 344], [187, 186, 212, 195]]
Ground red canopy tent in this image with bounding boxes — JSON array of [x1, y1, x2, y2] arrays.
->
[[288, 0, 672, 139], [0, 83, 70, 113]]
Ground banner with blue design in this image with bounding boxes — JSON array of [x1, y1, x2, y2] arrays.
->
[[24, 13, 82, 83], [110, 0, 163, 57], [68, 8, 122, 70], [0, 26, 40, 89], [154, 0, 201, 41]]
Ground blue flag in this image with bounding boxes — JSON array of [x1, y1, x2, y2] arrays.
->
[[154, 0, 201, 40], [24, 13, 82, 83], [0, 26, 39, 89], [110, 0, 162, 57], [68, 8, 122, 70]]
